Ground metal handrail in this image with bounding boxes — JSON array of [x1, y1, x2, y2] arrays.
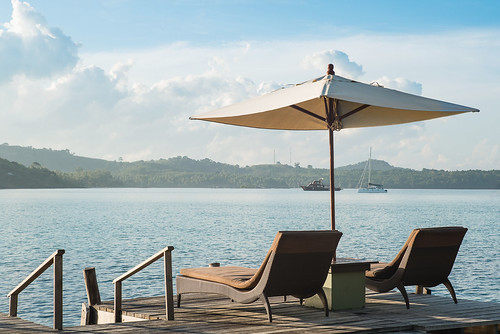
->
[[112, 246, 174, 322], [7, 249, 65, 330]]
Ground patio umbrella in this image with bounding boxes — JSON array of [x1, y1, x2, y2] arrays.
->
[[190, 65, 479, 230]]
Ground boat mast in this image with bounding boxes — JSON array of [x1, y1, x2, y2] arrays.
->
[[368, 147, 372, 186]]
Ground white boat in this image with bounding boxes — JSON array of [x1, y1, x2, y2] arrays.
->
[[357, 148, 387, 193]]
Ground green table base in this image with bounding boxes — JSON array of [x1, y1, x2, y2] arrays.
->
[[304, 259, 372, 311]]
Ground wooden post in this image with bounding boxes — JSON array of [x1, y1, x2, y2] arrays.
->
[[53, 251, 63, 330], [326, 65, 337, 231], [164, 249, 174, 320], [80, 303, 90, 326], [8, 294, 18, 317], [416, 286, 431, 294], [83, 267, 101, 325], [83, 267, 101, 306], [329, 126, 335, 230], [326, 96, 337, 231], [114, 281, 122, 323]]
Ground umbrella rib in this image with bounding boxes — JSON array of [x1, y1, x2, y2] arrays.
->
[[339, 104, 371, 120], [290, 105, 327, 122]]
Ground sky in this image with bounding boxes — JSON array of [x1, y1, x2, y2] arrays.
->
[[0, 0, 499, 170]]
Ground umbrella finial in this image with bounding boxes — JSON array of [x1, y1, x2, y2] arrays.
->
[[327, 64, 335, 75]]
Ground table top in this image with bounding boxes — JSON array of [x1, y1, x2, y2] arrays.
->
[[330, 257, 376, 273]]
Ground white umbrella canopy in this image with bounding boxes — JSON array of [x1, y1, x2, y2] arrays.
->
[[190, 66, 479, 230], [191, 74, 478, 130]]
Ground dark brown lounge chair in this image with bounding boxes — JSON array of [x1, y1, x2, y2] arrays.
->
[[176, 230, 342, 322], [365, 226, 467, 309]]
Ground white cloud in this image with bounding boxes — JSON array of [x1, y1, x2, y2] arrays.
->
[[0, 1, 498, 170], [302, 50, 364, 79], [0, 0, 78, 83], [3, 0, 48, 36], [372, 76, 422, 95]]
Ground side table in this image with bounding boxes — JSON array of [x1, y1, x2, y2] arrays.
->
[[304, 258, 374, 311]]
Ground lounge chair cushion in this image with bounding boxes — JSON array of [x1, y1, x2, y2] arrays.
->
[[365, 262, 393, 279], [180, 266, 258, 290]]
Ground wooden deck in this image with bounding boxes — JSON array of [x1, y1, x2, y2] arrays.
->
[[0, 313, 56, 333], [2, 292, 500, 333]]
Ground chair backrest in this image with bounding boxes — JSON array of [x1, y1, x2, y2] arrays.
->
[[401, 226, 467, 287], [371, 229, 418, 279], [262, 230, 342, 297]]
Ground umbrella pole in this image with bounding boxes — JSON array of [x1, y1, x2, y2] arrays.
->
[[326, 93, 336, 231], [329, 127, 335, 230]]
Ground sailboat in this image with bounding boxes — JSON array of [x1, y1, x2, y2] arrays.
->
[[357, 148, 388, 193]]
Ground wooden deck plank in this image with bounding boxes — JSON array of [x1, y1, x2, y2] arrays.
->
[[3, 292, 499, 333], [363, 293, 500, 332], [0, 313, 55, 333], [83, 295, 418, 333], [87, 292, 499, 333], [87, 293, 419, 333]]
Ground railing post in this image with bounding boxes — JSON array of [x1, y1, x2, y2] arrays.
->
[[7, 249, 65, 330], [114, 281, 122, 323], [53, 251, 63, 330], [112, 246, 174, 323], [9, 294, 18, 317], [164, 248, 174, 320]]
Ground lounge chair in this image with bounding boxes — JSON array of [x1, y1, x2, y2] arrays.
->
[[176, 230, 342, 322], [365, 226, 467, 309]]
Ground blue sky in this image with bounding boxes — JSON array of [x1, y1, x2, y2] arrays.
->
[[0, 0, 499, 170], [2, 1, 498, 49]]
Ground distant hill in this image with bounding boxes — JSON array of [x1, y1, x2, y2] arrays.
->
[[1, 144, 499, 189], [0, 157, 76, 189], [0, 144, 119, 172], [0, 143, 398, 173], [336, 159, 402, 171]]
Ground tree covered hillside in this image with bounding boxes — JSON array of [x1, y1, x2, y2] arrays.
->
[[57, 156, 499, 189], [1, 145, 498, 189], [0, 143, 118, 172], [0, 158, 75, 189]]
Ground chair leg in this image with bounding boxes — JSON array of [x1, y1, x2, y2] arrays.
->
[[177, 294, 181, 308], [259, 293, 272, 322], [317, 289, 329, 317], [396, 283, 410, 309], [443, 278, 458, 304]]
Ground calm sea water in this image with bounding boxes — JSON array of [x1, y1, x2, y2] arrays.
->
[[0, 188, 498, 327]]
